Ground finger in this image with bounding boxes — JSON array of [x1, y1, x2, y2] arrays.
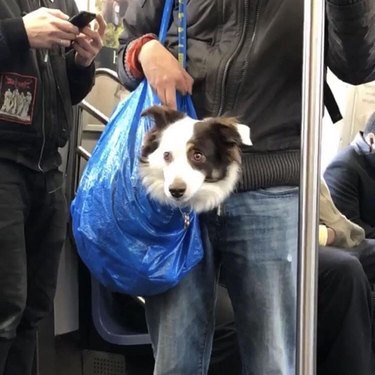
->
[[52, 38, 71, 48], [155, 87, 166, 107], [45, 8, 69, 20], [54, 19, 80, 35], [177, 72, 192, 95], [183, 71, 194, 94], [53, 30, 78, 42], [72, 41, 92, 61], [175, 77, 188, 96], [95, 14, 107, 38], [79, 26, 103, 50], [74, 35, 97, 55], [164, 86, 177, 110]]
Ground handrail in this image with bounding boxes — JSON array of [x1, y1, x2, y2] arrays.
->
[[78, 100, 109, 125], [297, 0, 325, 374], [77, 146, 91, 161], [95, 67, 121, 84]]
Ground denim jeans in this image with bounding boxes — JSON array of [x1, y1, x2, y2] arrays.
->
[[145, 186, 299, 375]]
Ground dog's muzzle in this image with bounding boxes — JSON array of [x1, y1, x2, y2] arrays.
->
[[168, 180, 187, 199]]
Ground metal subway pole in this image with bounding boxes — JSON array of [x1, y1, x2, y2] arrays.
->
[[297, 0, 325, 374]]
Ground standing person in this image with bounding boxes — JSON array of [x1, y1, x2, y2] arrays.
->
[[0, 2, 106, 374], [117, 1, 375, 374], [324, 112, 375, 239]]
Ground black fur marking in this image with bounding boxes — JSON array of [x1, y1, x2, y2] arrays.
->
[[140, 105, 185, 162], [189, 118, 242, 182], [142, 105, 185, 130], [140, 127, 161, 162]]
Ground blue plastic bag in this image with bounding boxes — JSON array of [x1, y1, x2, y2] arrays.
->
[[71, 0, 204, 296]]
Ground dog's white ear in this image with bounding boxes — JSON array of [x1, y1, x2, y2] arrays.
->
[[235, 124, 252, 146]]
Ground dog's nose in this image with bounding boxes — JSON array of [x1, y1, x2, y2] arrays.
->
[[169, 182, 186, 199]]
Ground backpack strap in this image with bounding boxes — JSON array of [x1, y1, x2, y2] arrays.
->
[[324, 80, 343, 124]]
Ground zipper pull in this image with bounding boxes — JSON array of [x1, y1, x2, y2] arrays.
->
[[44, 51, 49, 63]]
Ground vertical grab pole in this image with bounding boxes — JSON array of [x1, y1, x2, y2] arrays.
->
[[297, 0, 325, 374]]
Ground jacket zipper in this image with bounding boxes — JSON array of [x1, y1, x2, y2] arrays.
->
[[217, 0, 260, 116], [37, 89, 46, 172], [37, 51, 48, 172], [36, 0, 46, 171]]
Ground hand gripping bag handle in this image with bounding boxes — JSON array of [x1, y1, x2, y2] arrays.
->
[[158, 0, 196, 117]]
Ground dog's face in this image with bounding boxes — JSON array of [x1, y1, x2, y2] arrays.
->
[[139, 105, 251, 213]]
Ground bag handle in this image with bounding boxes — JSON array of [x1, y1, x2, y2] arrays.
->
[[158, 0, 187, 68], [158, 0, 174, 43], [157, 0, 195, 116]]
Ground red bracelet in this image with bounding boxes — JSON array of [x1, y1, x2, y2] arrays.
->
[[125, 33, 157, 79]]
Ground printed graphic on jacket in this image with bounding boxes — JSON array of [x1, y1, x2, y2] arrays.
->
[[0, 73, 37, 125]]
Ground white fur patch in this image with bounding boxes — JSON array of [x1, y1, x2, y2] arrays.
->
[[236, 124, 252, 146]]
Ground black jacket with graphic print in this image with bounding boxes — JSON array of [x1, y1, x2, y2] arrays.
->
[[0, 0, 95, 171], [118, 0, 375, 191]]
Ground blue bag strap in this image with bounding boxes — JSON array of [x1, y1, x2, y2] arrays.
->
[[157, 0, 195, 117], [177, 0, 187, 68], [158, 0, 174, 44], [158, 0, 187, 68]]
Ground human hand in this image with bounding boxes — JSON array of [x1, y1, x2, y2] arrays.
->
[[364, 132, 375, 153], [23, 7, 79, 49], [73, 14, 106, 67], [327, 227, 336, 246], [138, 40, 194, 109]]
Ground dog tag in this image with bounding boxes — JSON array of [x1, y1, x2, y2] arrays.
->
[[183, 213, 190, 229]]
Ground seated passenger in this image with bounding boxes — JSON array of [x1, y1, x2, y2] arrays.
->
[[318, 179, 374, 375], [324, 112, 375, 238]]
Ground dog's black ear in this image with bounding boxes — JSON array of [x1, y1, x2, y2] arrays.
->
[[140, 128, 160, 161], [210, 118, 243, 146], [142, 105, 185, 129]]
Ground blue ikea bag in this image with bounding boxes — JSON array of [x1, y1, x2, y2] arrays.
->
[[71, 0, 203, 296]]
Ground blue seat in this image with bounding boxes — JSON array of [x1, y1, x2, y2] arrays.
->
[[91, 277, 151, 346]]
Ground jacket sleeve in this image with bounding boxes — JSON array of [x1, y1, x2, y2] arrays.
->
[[324, 161, 375, 238], [117, 0, 164, 91], [65, 0, 96, 105], [326, 0, 375, 85], [65, 50, 95, 105], [0, 18, 30, 69]]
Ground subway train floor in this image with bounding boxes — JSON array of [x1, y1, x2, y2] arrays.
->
[[36, 314, 155, 375], [39, 331, 155, 375]]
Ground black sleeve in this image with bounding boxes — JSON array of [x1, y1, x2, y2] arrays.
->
[[326, 0, 375, 85], [324, 162, 375, 238], [65, 50, 95, 105], [0, 18, 30, 68], [65, 0, 95, 105], [117, 0, 164, 91]]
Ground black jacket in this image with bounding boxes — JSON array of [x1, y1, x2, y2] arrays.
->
[[0, 0, 95, 171], [324, 132, 375, 239], [118, 0, 375, 191]]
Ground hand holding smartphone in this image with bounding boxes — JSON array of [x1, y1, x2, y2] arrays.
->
[[69, 11, 96, 29]]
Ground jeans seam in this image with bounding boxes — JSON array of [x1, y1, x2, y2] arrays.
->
[[197, 282, 217, 375]]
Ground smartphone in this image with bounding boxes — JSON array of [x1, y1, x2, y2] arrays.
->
[[69, 11, 96, 28]]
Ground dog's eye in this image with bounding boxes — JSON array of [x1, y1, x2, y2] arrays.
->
[[163, 151, 172, 162], [192, 151, 206, 163]]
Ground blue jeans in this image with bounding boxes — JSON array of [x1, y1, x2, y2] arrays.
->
[[145, 187, 299, 375]]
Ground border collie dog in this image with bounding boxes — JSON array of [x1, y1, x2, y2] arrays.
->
[[139, 105, 252, 213]]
